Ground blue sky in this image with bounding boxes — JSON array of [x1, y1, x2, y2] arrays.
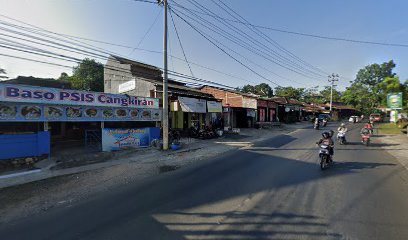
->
[[0, 0, 407, 91]]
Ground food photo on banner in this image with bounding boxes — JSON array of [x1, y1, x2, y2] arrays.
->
[[0, 102, 161, 122], [102, 128, 160, 151]]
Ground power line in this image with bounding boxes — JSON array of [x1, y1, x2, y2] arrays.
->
[[181, 0, 325, 80], [129, 8, 162, 56], [170, 6, 315, 87], [170, 7, 281, 86], [169, 8, 194, 77], [0, 14, 260, 88], [0, 36, 236, 89], [214, 0, 329, 76], [169, 1, 408, 49]]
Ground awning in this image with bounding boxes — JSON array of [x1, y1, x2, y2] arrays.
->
[[178, 96, 206, 113], [207, 101, 222, 112]]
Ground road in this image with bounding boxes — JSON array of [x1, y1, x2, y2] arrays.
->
[[2, 123, 408, 240]]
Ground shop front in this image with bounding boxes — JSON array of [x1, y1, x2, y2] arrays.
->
[[170, 96, 207, 131], [0, 83, 161, 159], [257, 100, 267, 122]]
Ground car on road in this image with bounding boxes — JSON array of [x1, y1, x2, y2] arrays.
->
[[369, 113, 383, 122], [349, 116, 360, 123]]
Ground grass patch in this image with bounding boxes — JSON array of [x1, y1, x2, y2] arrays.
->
[[378, 123, 404, 134]]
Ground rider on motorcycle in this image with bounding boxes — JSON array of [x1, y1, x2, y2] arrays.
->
[[337, 123, 348, 133], [317, 132, 334, 161], [364, 121, 374, 134]]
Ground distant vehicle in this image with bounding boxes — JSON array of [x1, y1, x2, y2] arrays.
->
[[349, 116, 359, 123], [318, 114, 330, 120], [369, 113, 382, 122]]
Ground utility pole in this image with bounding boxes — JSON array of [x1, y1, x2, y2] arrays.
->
[[328, 73, 339, 113], [161, 0, 169, 150]]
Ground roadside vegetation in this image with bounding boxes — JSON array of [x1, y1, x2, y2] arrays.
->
[[378, 123, 406, 135]]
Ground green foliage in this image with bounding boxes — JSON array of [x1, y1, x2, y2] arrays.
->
[[319, 86, 342, 103], [239, 83, 273, 97], [274, 86, 304, 100], [342, 83, 376, 114], [68, 59, 104, 92]]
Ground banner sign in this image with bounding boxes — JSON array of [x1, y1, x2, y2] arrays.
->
[[0, 102, 161, 122], [267, 101, 278, 108], [247, 109, 256, 117], [387, 92, 403, 109], [207, 101, 222, 112], [178, 96, 206, 113], [0, 84, 159, 108], [102, 127, 160, 151], [257, 100, 267, 107], [118, 79, 136, 93]]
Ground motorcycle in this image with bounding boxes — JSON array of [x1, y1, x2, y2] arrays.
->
[[337, 131, 347, 145], [318, 144, 332, 170], [314, 121, 320, 130], [361, 133, 370, 146], [322, 119, 327, 127]]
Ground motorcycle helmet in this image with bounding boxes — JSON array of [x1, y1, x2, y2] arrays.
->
[[341, 123, 345, 127], [322, 132, 330, 138]]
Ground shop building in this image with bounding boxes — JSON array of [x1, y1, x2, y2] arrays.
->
[[104, 56, 220, 134], [0, 83, 161, 160], [256, 98, 279, 126], [199, 85, 258, 129]]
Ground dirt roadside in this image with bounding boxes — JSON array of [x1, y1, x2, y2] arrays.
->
[[0, 124, 308, 224]]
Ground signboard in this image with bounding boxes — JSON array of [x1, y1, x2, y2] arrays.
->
[[207, 101, 222, 112], [387, 92, 403, 109], [118, 79, 136, 93], [178, 97, 206, 113], [102, 127, 160, 152], [257, 100, 267, 108], [247, 109, 256, 117], [0, 102, 161, 122], [242, 98, 257, 109], [268, 101, 277, 108], [0, 84, 159, 108]]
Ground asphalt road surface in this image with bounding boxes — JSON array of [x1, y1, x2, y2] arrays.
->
[[2, 123, 408, 240]]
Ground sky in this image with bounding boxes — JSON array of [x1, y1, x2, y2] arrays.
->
[[0, 0, 408, 91]]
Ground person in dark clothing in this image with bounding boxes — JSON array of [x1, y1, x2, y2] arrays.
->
[[317, 131, 335, 161]]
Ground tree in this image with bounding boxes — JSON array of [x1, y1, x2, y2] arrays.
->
[[0, 67, 7, 80], [342, 83, 376, 114], [58, 72, 71, 82], [319, 86, 342, 103], [254, 83, 273, 97], [302, 87, 323, 103], [239, 83, 273, 97], [69, 59, 104, 92], [354, 60, 396, 105], [274, 86, 304, 100], [239, 84, 255, 94]]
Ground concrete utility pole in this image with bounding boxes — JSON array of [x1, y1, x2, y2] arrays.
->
[[328, 73, 339, 112], [161, 0, 169, 150]]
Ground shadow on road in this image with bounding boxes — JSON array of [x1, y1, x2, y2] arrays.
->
[[154, 211, 344, 240], [330, 161, 396, 172]]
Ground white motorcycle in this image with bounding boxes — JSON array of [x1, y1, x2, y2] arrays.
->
[[319, 144, 332, 170], [337, 131, 347, 145]]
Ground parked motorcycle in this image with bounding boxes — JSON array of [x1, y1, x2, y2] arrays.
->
[[337, 131, 347, 145], [318, 144, 332, 170], [169, 128, 181, 144]]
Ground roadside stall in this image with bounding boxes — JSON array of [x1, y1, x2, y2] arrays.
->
[[0, 83, 161, 160]]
